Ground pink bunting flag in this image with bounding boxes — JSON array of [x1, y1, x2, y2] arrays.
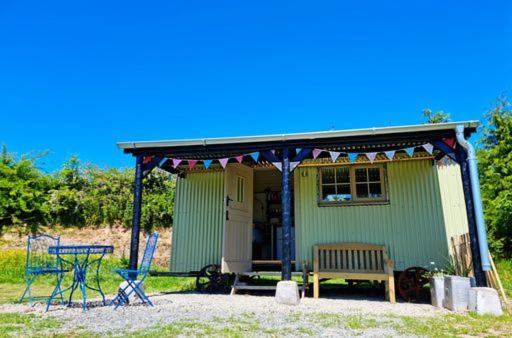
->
[[188, 160, 198, 170], [366, 152, 377, 163], [218, 158, 229, 168], [235, 155, 244, 163], [312, 149, 323, 159], [329, 151, 341, 162], [172, 159, 182, 168]]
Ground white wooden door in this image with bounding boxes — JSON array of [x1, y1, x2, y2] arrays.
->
[[222, 163, 253, 273]]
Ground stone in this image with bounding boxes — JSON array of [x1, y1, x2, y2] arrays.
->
[[118, 280, 144, 303], [468, 287, 503, 316], [275, 281, 300, 305], [430, 276, 445, 308], [443, 276, 471, 312]]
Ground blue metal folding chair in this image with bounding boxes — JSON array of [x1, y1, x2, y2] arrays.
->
[[19, 234, 69, 306], [111, 232, 159, 308]]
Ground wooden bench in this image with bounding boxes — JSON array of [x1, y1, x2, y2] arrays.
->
[[313, 243, 395, 303]]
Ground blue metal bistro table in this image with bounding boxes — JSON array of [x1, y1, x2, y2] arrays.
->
[[48, 245, 114, 311]]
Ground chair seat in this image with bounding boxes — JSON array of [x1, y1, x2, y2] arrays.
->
[[28, 268, 69, 275]]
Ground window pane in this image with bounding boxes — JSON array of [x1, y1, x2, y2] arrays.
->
[[336, 184, 352, 201], [321, 185, 337, 202], [336, 167, 350, 183], [368, 168, 381, 182], [321, 168, 335, 184], [369, 183, 382, 198], [355, 168, 368, 182], [356, 183, 369, 198]]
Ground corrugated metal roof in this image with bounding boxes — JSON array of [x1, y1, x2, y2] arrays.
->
[[117, 121, 478, 151]]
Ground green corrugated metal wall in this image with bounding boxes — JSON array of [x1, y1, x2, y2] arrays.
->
[[294, 160, 459, 270], [169, 160, 469, 273], [170, 171, 224, 272]]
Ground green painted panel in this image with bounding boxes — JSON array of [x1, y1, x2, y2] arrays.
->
[[170, 171, 224, 272], [437, 162, 469, 251], [294, 160, 451, 270]]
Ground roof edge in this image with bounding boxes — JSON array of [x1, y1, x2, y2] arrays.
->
[[117, 120, 479, 150]]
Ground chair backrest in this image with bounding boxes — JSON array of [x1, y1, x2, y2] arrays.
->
[[140, 232, 159, 274], [25, 234, 60, 272], [314, 243, 388, 274]]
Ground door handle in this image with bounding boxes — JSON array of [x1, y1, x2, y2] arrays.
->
[[226, 196, 233, 207]]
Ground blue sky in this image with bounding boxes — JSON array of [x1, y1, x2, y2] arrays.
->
[[0, 1, 510, 171]]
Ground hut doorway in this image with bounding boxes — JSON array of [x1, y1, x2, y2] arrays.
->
[[251, 167, 295, 271]]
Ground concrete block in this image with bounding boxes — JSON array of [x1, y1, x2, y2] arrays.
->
[[468, 287, 503, 316], [443, 276, 471, 312], [430, 276, 445, 308], [118, 280, 144, 303], [275, 281, 300, 305]]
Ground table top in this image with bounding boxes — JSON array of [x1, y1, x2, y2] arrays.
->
[[48, 244, 114, 255]]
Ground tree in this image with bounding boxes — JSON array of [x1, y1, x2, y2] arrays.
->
[[423, 108, 451, 124], [477, 96, 512, 257], [0, 146, 54, 233]]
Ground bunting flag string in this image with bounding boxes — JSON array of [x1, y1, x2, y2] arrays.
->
[[366, 152, 377, 163], [167, 143, 435, 171]]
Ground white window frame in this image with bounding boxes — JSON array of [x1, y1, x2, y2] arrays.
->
[[317, 164, 388, 206]]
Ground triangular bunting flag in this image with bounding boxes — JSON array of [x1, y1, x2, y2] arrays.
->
[[405, 147, 415, 157], [384, 150, 396, 160], [235, 155, 244, 163], [172, 159, 182, 168], [330, 151, 341, 162], [270, 149, 276, 154], [295, 148, 302, 155], [203, 160, 212, 169], [348, 153, 358, 163], [250, 152, 259, 162], [218, 158, 229, 168], [366, 152, 377, 163], [272, 162, 282, 171], [312, 149, 323, 159], [423, 143, 434, 155], [290, 161, 300, 171], [188, 160, 198, 170]]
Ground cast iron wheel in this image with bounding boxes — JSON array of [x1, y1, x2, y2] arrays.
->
[[398, 267, 430, 302], [196, 264, 232, 294]]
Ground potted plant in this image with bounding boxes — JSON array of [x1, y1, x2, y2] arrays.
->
[[428, 262, 445, 308]]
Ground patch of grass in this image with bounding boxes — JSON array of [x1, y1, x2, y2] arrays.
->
[[308, 312, 380, 331], [396, 312, 512, 338], [0, 312, 60, 336], [496, 259, 512, 298], [129, 316, 287, 337]]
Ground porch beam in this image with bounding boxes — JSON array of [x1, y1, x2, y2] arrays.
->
[[456, 146, 486, 286], [142, 156, 164, 178], [281, 148, 292, 280], [292, 148, 312, 162], [129, 155, 144, 276], [432, 140, 458, 163]]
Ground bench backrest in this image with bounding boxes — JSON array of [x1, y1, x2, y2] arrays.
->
[[313, 243, 389, 273]]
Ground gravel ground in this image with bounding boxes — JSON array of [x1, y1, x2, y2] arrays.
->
[[0, 292, 447, 336]]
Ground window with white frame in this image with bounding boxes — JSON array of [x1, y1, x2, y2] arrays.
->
[[318, 165, 387, 205]]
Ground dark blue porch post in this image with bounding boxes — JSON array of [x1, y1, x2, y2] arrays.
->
[[129, 155, 144, 275], [281, 148, 292, 280]]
